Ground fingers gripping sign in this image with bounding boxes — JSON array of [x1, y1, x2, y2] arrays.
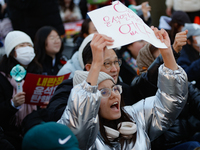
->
[[151, 27, 178, 71], [90, 33, 114, 66], [151, 26, 171, 49]]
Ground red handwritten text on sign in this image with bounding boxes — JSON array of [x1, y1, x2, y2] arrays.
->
[[102, 1, 150, 37]]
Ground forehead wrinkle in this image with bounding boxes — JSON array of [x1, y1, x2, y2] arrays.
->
[[104, 56, 118, 62]]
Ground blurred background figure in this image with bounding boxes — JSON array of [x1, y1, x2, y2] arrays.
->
[[57, 33, 94, 78], [116, 40, 147, 85], [6, 0, 65, 41], [168, 11, 191, 44], [136, 43, 160, 74], [0, 0, 12, 43], [165, 0, 200, 24], [59, 0, 82, 23], [34, 26, 65, 75], [0, 0, 13, 61], [128, 0, 151, 25], [159, 11, 191, 44], [22, 122, 80, 150], [72, 18, 97, 54], [177, 23, 200, 90]]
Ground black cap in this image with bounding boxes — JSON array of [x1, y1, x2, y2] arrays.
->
[[171, 11, 191, 25]]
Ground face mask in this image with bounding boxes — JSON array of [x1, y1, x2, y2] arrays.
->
[[15, 46, 35, 66], [194, 36, 200, 48]]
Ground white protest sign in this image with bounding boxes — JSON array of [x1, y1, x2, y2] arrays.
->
[[88, 1, 167, 49]]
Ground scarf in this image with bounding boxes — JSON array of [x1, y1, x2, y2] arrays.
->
[[122, 51, 138, 72]]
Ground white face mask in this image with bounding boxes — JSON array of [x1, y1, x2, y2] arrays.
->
[[15, 46, 35, 66], [194, 36, 200, 48]]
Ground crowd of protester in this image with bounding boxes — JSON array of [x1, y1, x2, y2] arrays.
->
[[1, 0, 200, 150]]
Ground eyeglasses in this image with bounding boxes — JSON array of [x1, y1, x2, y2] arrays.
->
[[100, 85, 122, 98], [49, 36, 61, 42], [103, 59, 122, 70]]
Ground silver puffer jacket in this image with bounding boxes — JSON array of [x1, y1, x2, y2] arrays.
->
[[58, 65, 188, 150]]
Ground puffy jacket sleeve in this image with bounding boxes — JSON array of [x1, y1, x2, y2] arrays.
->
[[57, 80, 101, 150], [126, 64, 188, 141]]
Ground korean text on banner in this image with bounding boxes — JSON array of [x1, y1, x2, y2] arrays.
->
[[88, 1, 167, 49], [23, 73, 70, 106]]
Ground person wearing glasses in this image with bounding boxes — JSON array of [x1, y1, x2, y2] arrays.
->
[[43, 31, 176, 125], [57, 30, 188, 149], [34, 26, 64, 75]]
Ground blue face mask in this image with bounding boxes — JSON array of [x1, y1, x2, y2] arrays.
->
[[15, 46, 35, 66]]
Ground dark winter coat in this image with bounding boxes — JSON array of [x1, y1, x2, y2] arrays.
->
[[177, 44, 200, 89], [41, 53, 63, 75]]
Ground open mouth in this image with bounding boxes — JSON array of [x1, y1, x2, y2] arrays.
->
[[110, 102, 119, 111], [112, 75, 117, 78]]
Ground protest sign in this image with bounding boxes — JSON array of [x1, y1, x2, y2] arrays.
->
[[23, 73, 70, 106], [88, 1, 167, 49]]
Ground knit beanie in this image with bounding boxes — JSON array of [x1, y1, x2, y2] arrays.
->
[[136, 43, 156, 74], [22, 122, 80, 150], [73, 70, 115, 87], [4, 31, 33, 57], [78, 33, 94, 69], [182, 23, 200, 38]]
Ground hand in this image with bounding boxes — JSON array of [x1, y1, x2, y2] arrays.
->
[[90, 33, 114, 67], [87, 33, 114, 85], [151, 26, 171, 48], [141, 2, 151, 17], [70, 16, 78, 21], [40, 101, 49, 109], [173, 30, 188, 53], [151, 26, 177, 70], [64, 11, 73, 21], [12, 92, 25, 107], [166, 7, 172, 16]]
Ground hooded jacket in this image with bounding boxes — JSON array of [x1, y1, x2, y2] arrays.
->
[[57, 64, 188, 150], [57, 51, 83, 78]]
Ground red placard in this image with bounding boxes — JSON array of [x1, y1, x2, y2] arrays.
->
[[23, 73, 70, 106]]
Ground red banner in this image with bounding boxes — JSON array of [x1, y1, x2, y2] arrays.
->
[[23, 73, 70, 106]]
